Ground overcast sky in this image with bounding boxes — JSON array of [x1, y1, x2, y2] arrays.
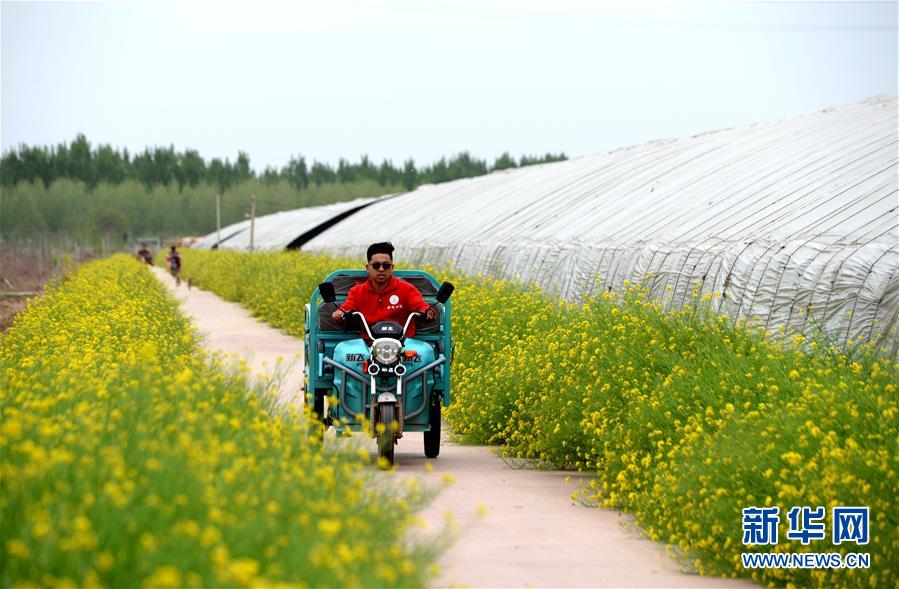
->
[[1, 0, 896, 171]]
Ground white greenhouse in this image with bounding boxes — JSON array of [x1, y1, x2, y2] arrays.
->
[[199, 96, 899, 353], [193, 196, 391, 251]]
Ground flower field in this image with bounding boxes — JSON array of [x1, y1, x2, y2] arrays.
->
[[177, 249, 897, 588], [447, 279, 898, 589], [1, 255, 437, 588]]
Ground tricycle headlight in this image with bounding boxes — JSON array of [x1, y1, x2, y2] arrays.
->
[[372, 339, 401, 364]]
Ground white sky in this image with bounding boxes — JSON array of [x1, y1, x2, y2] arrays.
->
[[1, 0, 896, 171]]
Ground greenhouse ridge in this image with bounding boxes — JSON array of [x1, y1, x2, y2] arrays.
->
[[197, 95, 899, 352]]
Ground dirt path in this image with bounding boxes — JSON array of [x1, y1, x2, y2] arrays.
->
[[153, 268, 755, 589], [152, 268, 304, 407]]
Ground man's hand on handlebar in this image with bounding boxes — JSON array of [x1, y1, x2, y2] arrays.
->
[[333, 307, 436, 322]]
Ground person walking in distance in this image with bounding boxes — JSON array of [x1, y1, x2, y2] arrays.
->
[[136, 243, 153, 265], [166, 245, 183, 287]]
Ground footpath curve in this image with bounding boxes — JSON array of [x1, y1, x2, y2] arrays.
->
[[152, 267, 755, 589]]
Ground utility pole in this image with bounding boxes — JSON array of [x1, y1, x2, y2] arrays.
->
[[215, 194, 221, 246], [249, 194, 256, 253]]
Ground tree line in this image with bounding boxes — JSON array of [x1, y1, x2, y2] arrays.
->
[[1, 178, 402, 246], [1, 135, 568, 246], [1, 134, 567, 193]]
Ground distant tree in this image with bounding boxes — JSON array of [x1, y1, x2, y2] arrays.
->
[[156, 146, 180, 186], [207, 158, 228, 192], [69, 134, 96, 187], [310, 161, 336, 186], [235, 151, 253, 182], [492, 152, 518, 171], [1, 146, 52, 187], [260, 165, 281, 185], [94, 144, 127, 185], [179, 150, 205, 189], [0, 151, 21, 186], [337, 158, 355, 183], [425, 157, 449, 184], [447, 152, 488, 181], [51, 142, 70, 181], [92, 207, 129, 243], [402, 159, 418, 191], [520, 152, 567, 167], [2, 189, 46, 235], [357, 155, 378, 182], [131, 149, 156, 187], [283, 155, 309, 189], [378, 159, 401, 187]]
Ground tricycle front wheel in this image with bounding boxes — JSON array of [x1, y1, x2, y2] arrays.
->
[[424, 399, 441, 458], [377, 404, 396, 467]]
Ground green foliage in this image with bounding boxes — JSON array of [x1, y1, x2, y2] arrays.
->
[[1, 179, 403, 242], [1, 255, 438, 588], [519, 152, 567, 166], [91, 207, 129, 237], [180, 249, 897, 589], [446, 280, 897, 589], [492, 152, 518, 171], [2, 136, 568, 194], [2, 136, 568, 241]]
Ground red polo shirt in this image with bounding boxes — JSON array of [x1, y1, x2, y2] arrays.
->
[[340, 276, 430, 338]]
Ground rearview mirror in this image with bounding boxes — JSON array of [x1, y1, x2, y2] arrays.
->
[[436, 281, 455, 304], [319, 281, 336, 304]]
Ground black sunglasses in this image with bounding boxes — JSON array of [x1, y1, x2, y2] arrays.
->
[[370, 262, 392, 270]]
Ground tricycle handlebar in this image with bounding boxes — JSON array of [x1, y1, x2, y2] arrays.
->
[[348, 311, 376, 340], [347, 309, 427, 341], [402, 312, 422, 338]]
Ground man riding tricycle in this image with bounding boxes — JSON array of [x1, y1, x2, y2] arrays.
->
[[303, 242, 454, 466]]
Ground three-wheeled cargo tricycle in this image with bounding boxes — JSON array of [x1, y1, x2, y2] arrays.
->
[[303, 270, 454, 465]]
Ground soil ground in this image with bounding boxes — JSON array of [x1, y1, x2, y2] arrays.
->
[[0, 247, 89, 331]]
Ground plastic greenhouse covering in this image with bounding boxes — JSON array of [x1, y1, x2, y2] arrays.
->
[[193, 196, 388, 251], [200, 96, 899, 353]]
